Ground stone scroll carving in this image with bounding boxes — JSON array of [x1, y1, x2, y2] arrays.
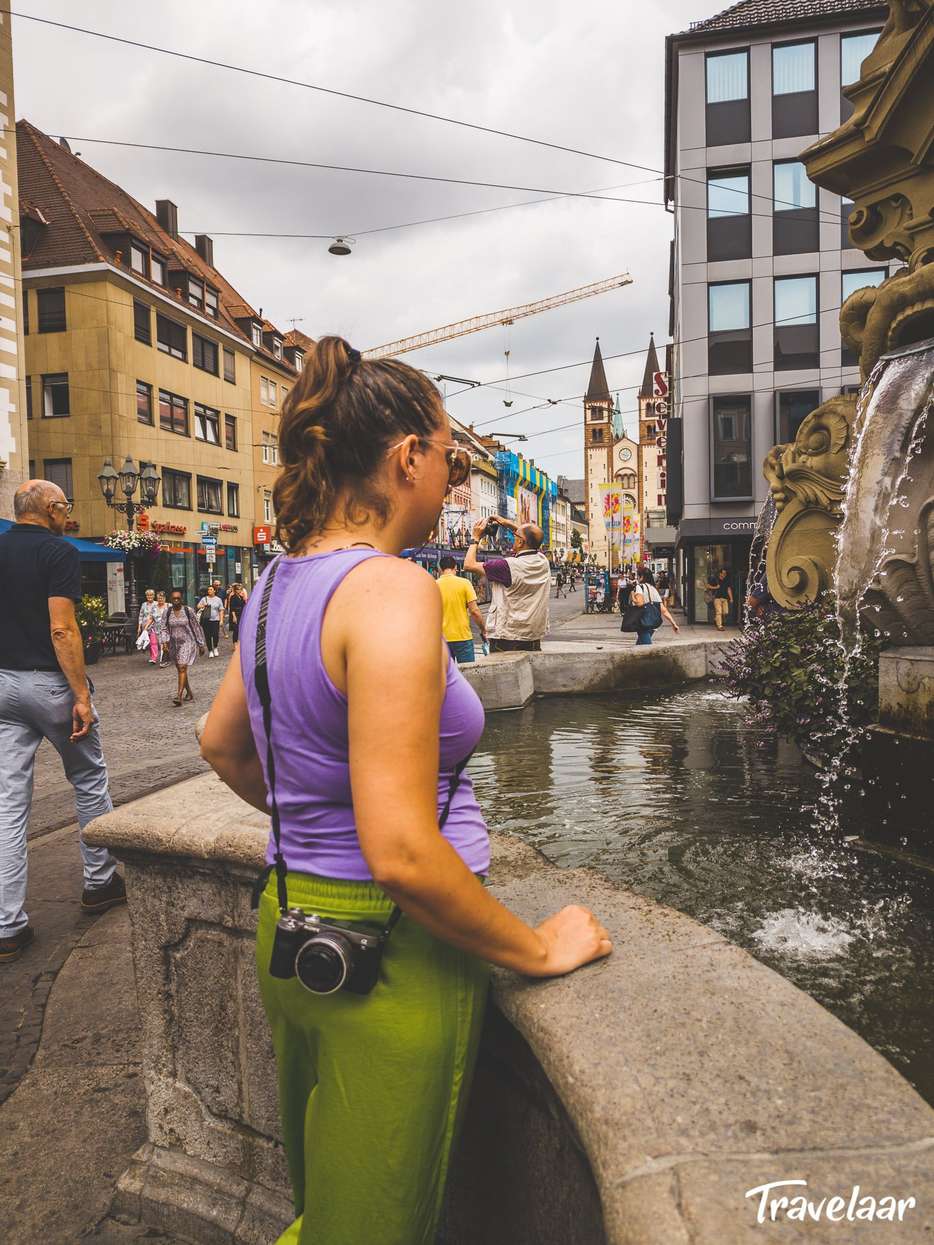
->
[[763, 396, 856, 609]]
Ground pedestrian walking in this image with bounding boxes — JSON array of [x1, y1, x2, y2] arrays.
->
[[624, 566, 680, 646], [153, 591, 170, 666], [0, 480, 125, 963], [708, 567, 734, 631], [555, 566, 566, 599], [463, 514, 551, 652], [197, 585, 224, 657], [617, 573, 636, 613], [137, 588, 161, 664], [166, 591, 206, 705], [200, 336, 611, 1245], [437, 556, 486, 663], [226, 583, 248, 647]]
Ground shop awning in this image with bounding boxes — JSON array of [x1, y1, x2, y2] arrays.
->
[[0, 519, 125, 562]]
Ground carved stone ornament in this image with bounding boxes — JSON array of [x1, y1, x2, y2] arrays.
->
[[761, 1, 933, 612], [763, 396, 857, 608]]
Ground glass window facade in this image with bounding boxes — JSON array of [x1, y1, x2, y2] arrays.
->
[[708, 282, 752, 374], [708, 170, 749, 217], [774, 161, 815, 211], [711, 395, 753, 500], [772, 41, 815, 94], [776, 389, 820, 443], [774, 276, 819, 370], [706, 51, 748, 102], [775, 276, 817, 326], [709, 282, 750, 332]]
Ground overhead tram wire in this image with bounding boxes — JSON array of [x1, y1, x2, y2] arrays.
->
[[47, 134, 847, 228], [443, 297, 859, 397], [9, 12, 836, 219]]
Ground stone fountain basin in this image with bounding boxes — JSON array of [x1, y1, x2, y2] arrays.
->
[[84, 773, 934, 1244]]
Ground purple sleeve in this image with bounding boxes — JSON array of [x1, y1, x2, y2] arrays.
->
[[483, 557, 512, 587]]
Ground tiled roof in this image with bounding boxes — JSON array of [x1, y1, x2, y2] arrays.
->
[[16, 120, 269, 348], [284, 328, 315, 351], [562, 478, 586, 506], [681, 0, 883, 35]]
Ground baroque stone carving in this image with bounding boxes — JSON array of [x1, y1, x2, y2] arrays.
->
[[763, 396, 857, 608], [761, 0, 933, 611]]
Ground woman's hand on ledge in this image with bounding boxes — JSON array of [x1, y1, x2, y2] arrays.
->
[[527, 905, 613, 978]]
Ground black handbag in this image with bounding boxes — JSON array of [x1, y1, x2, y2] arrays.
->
[[620, 604, 644, 632]]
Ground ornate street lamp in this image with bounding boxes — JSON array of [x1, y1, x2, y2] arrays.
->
[[97, 455, 161, 619]]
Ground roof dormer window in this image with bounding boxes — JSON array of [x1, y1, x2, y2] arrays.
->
[[273, 338, 282, 360], [251, 322, 263, 348], [188, 277, 205, 312], [204, 286, 218, 319], [130, 243, 149, 277], [294, 351, 304, 371], [151, 254, 166, 286]]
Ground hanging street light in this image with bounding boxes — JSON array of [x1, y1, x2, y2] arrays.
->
[[328, 237, 354, 256]]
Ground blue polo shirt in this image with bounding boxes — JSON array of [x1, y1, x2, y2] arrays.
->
[[0, 523, 81, 670]]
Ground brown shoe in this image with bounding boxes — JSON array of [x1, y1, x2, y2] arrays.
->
[[81, 872, 127, 913], [0, 925, 35, 962]]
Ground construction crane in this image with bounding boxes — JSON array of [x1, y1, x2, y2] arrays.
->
[[363, 272, 633, 360]]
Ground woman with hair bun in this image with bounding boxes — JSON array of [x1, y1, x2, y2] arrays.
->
[[201, 337, 611, 1245]]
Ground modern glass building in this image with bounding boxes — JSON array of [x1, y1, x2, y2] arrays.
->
[[663, 0, 896, 624]]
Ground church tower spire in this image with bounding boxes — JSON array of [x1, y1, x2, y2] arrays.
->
[[583, 337, 614, 567]]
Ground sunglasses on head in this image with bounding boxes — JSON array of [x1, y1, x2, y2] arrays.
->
[[386, 437, 471, 490]]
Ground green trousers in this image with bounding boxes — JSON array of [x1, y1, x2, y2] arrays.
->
[[256, 872, 490, 1245]]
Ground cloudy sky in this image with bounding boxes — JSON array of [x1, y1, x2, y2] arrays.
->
[[12, 0, 717, 479]]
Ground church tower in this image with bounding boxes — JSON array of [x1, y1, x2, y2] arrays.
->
[[638, 332, 665, 562], [583, 338, 613, 566]]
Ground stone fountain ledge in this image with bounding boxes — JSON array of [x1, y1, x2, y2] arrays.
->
[[85, 773, 934, 1245], [462, 637, 729, 711]]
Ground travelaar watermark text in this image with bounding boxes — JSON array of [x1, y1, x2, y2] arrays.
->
[[746, 1180, 917, 1225]]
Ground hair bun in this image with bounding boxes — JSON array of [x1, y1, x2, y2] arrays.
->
[[347, 347, 362, 364]]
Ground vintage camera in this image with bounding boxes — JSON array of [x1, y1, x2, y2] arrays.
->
[[268, 908, 388, 995]]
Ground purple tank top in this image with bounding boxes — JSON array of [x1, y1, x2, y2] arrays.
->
[[239, 549, 491, 880]]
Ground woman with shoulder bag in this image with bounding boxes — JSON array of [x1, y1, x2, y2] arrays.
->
[[166, 590, 206, 705], [200, 338, 612, 1245], [625, 566, 680, 646]]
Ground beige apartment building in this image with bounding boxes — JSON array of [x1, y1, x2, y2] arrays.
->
[[0, 14, 27, 518], [249, 326, 314, 553], [17, 120, 306, 603]]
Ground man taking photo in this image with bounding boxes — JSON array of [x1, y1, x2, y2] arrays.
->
[[463, 515, 551, 652], [0, 480, 124, 963]]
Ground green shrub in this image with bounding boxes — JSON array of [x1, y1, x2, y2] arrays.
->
[[723, 592, 880, 764], [76, 595, 107, 629]]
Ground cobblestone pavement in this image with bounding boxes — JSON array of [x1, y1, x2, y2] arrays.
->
[[27, 632, 233, 844]]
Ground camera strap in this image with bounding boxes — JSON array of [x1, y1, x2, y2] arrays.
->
[[251, 555, 290, 915], [250, 555, 475, 934]]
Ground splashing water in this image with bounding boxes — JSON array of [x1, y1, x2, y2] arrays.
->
[[752, 908, 854, 960], [809, 354, 934, 834]]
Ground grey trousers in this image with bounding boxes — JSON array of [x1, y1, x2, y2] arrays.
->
[[0, 669, 116, 937]]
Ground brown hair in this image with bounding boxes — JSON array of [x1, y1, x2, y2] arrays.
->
[[273, 336, 443, 550]]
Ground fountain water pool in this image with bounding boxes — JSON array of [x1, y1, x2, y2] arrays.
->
[[470, 685, 934, 1103]]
